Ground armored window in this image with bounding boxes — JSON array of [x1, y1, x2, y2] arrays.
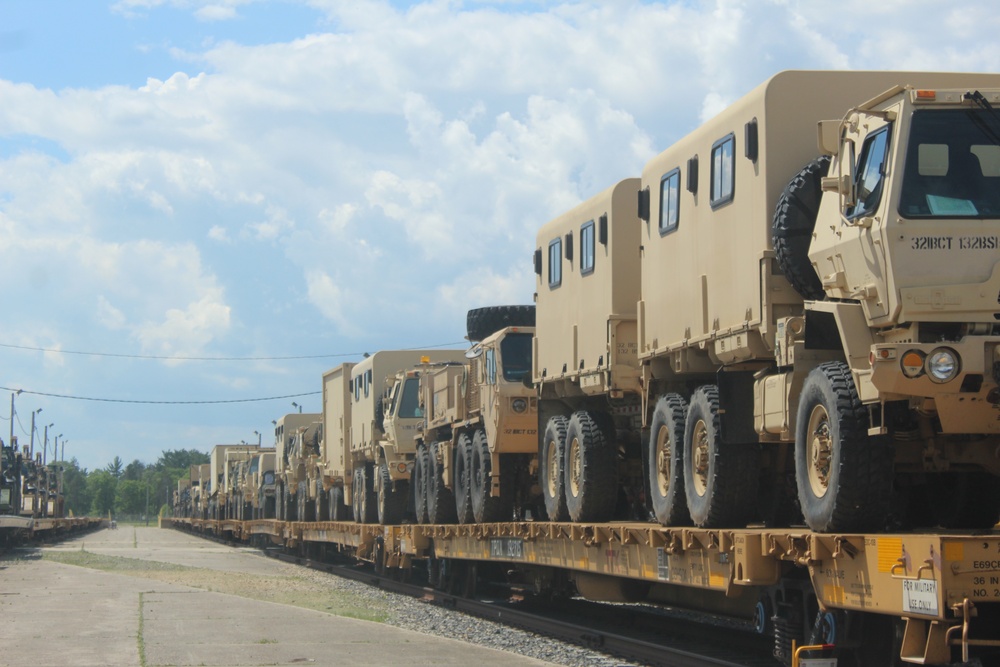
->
[[659, 169, 680, 234], [354, 376, 361, 401], [397, 378, 421, 418], [580, 220, 595, 275], [364, 369, 372, 398], [848, 125, 890, 219], [485, 349, 497, 385], [500, 332, 532, 382], [710, 134, 735, 208], [547, 238, 562, 288]]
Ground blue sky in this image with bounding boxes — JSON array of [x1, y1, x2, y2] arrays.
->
[[2, 0, 999, 473]]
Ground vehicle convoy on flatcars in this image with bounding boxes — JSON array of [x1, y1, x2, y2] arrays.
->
[[168, 70, 1000, 666]]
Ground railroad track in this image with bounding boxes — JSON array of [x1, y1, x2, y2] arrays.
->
[[266, 548, 777, 667]]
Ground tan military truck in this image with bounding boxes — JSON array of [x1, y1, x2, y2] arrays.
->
[[319, 362, 355, 521], [624, 70, 1000, 533], [221, 445, 259, 520], [410, 307, 537, 524], [272, 413, 322, 522], [190, 463, 210, 519], [244, 450, 276, 519], [534, 178, 643, 523], [334, 350, 465, 524]]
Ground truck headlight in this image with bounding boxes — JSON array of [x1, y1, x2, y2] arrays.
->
[[511, 398, 528, 413], [926, 348, 960, 383]]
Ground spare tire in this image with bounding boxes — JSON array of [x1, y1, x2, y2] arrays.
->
[[466, 305, 535, 342], [772, 156, 830, 301]]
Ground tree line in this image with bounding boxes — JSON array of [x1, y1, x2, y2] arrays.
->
[[59, 448, 209, 519]]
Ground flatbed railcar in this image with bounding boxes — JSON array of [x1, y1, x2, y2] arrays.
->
[[164, 515, 1000, 666]]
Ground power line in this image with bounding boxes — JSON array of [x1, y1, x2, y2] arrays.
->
[[0, 386, 320, 405], [0, 340, 467, 361]]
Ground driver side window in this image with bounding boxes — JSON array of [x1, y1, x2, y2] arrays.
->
[[847, 126, 890, 219]]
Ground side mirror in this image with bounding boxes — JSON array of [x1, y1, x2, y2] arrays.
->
[[817, 120, 840, 156]]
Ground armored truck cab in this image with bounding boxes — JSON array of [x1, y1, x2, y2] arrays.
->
[[272, 413, 321, 522]]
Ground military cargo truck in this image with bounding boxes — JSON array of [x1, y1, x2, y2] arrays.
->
[[533, 178, 643, 523], [319, 363, 355, 521], [190, 463, 210, 519], [634, 70, 1000, 532], [245, 450, 276, 519], [410, 307, 537, 524], [272, 413, 321, 522], [341, 349, 466, 524]]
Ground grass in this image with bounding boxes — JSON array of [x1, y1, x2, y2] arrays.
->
[[41, 549, 388, 623]]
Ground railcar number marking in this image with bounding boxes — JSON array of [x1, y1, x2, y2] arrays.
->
[[489, 537, 524, 559]]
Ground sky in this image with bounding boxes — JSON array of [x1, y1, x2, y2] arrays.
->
[[2, 0, 999, 473]]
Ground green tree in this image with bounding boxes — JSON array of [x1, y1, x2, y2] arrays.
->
[[88, 469, 117, 516], [105, 456, 124, 479], [155, 449, 209, 470], [122, 459, 146, 481], [115, 479, 148, 516], [59, 458, 91, 516]]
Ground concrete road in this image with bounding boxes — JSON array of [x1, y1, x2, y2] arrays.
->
[[0, 526, 555, 667]]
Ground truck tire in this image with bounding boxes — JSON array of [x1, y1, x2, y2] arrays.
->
[[330, 486, 350, 522], [454, 433, 475, 524], [540, 416, 569, 522], [683, 386, 759, 528], [466, 305, 536, 342], [471, 429, 504, 522], [412, 446, 430, 524], [357, 464, 378, 524], [564, 411, 617, 523], [795, 362, 892, 532], [427, 443, 458, 524], [377, 463, 405, 525], [773, 156, 830, 301], [648, 394, 690, 526]]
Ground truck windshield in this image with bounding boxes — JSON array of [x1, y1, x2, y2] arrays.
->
[[396, 378, 422, 418], [899, 109, 1000, 218], [500, 333, 532, 382]]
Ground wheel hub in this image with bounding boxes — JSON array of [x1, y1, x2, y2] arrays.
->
[[546, 440, 559, 497], [692, 420, 710, 496], [655, 425, 672, 495], [568, 437, 582, 496], [806, 405, 832, 498]]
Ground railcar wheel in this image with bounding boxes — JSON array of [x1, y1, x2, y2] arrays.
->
[[427, 443, 458, 524], [683, 386, 759, 528], [648, 394, 690, 526], [413, 446, 430, 524], [795, 362, 892, 532], [454, 433, 475, 523], [540, 416, 569, 522], [330, 486, 350, 522], [563, 411, 617, 522], [377, 463, 406, 525], [471, 429, 504, 522]]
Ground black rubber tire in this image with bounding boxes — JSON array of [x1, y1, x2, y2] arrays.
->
[[426, 443, 458, 524], [563, 411, 617, 523], [285, 484, 298, 522], [330, 486, 350, 522], [648, 394, 690, 526], [412, 446, 429, 524], [773, 156, 831, 301], [683, 386, 760, 528], [454, 433, 475, 524], [377, 463, 406, 525], [471, 429, 504, 522], [316, 483, 329, 522], [275, 482, 284, 521], [351, 468, 363, 523], [466, 305, 536, 342], [357, 463, 378, 524], [795, 362, 893, 532], [540, 416, 569, 522]]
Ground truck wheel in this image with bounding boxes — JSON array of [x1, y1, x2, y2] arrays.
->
[[285, 484, 298, 522], [648, 394, 690, 526], [427, 443, 458, 524], [795, 362, 892, 532], [772, 156, 831, 301], [377, 463, 406, 525], [357, 464, 378, 524], [466, 305, 536, 342], [471, 429, 504, 522], [413, 446, 429, 524], [564, 411, 617, 522], [454, 433, 475, 524], [352, 468, 363, 523], [540, 416, 569, 521], [684, 386, 759, 528], [330, 486, 350, 522]]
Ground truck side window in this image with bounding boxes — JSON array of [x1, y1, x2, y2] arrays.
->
[[659, 168, 680, 234], [710, 134, 735, 209], [547, 238, 562, 288], [847, 125, 890, 219], [580, 221, 595, 275], [485, 349, 497, 384]]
